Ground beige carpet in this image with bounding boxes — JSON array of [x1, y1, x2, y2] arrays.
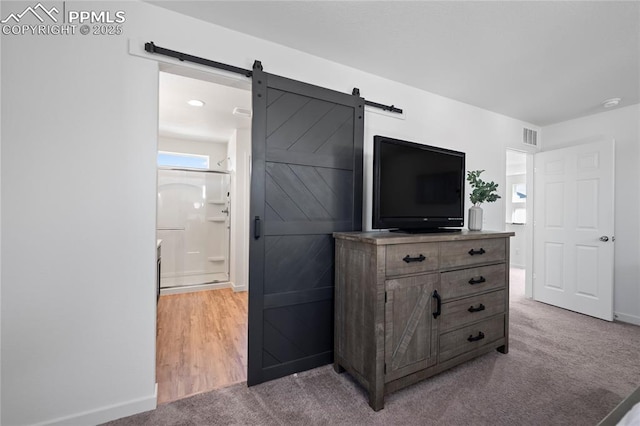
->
[[105, 269, 640, 425]]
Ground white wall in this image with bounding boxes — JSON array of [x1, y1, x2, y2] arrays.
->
[[228, 128, 251, 292], [360, 100, 539, 233], [229, 129, 251, 291], [1, 2, 540, 424], [0, 2, 3, 421], [2, 3, 159, 425], [541, 104, 640, 325]]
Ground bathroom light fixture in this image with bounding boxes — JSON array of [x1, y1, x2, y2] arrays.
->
[[602, 98, 621, 108], [232, 107, 252, 117], [187, 99, 205, 107]]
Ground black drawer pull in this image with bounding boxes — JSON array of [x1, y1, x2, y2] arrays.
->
[[468, 304, 486, 313], [467, 331, 485, 342], [432, 290, 442, 319], [468, 248, 486, 256], [403, 254, 426, 263], [468, 276, 486, 285]]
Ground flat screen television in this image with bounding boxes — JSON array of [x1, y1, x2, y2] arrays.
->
[[372, 135, 465, 232]]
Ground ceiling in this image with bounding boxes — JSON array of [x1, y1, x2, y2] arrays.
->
[[151, 1, 639, 127], [159, 71, 251, 142]]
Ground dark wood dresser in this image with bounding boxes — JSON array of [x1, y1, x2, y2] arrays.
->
[[333, 230, 514, 410]]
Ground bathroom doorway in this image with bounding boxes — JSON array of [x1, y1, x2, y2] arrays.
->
[[505, 149, 534, 298], [155, 68, 251, 403]]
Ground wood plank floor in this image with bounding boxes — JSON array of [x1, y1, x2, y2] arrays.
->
[[156, 288, 248, 404]]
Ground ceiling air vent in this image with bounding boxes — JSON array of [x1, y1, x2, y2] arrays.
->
[[523, 127, 538, 147]]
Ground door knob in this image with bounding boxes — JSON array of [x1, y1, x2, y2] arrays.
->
[[599, 236, 609, 242]]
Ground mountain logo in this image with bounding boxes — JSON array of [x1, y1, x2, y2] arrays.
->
[[1, 3, 59, 24]]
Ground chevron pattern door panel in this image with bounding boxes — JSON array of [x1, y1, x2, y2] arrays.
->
[[248, 68, 364, 385], [262, 300, 333, 368]]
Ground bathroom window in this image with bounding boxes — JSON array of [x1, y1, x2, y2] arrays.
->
[[157, 151, 209, 169], [509, 183, 527, 224], [512, 183, 527, 203]]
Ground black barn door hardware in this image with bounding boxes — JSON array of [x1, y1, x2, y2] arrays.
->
[[144, 42, 253, 77], [352, 88, 403, 114], [144, 42, 403, 114], [365, 100, 402, 114], [254, 216, 261, 239]]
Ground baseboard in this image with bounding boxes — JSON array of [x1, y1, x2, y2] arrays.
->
[[231, 281, 247, 292], [33, 384, 157, 426], [614, 311, 640, 326], [161, 272, 228, 288], [161, 281, 231, 295]]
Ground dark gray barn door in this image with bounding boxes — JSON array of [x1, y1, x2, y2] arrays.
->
[[248, 65, 364, 385]]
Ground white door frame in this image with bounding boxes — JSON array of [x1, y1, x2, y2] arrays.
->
[[524, 151, 535, 299], [156, 63, 252, 293], [505, 148, 535, 299]]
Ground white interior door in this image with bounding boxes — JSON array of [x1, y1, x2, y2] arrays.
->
[[533, 140, 615, 321]]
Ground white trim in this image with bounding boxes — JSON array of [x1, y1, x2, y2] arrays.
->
[[161, 281, 231, 295], [161, 271, 230, 288], [232, 281, 248, 292], [0, 23, 3, 420], [32, 385, 157, 426], [614, 312, 640, 326], [524, 151, 534, 299]]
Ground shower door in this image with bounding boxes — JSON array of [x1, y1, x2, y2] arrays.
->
[[157, 169, 230, 289]]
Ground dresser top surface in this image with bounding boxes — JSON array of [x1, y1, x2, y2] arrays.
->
[[333, 230, 515, 245]]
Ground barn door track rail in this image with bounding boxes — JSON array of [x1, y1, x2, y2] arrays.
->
[[144, 41, 402, 114], [144, 41, 253, 77]]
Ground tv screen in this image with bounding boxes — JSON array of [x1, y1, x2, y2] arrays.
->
[[373, 136, 465, 231]]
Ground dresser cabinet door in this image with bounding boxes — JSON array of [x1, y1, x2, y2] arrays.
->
[[384, 273, 439, 382]]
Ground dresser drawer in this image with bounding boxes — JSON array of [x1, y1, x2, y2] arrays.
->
[[440, 238, 506, 269], [439, 290, 506, 332], [439, 264, 506, 300], [385, 243, 439, 276], [439, 315, 505, 362]]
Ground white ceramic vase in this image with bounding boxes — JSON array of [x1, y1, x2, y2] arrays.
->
[[468, 206, 483, 231]]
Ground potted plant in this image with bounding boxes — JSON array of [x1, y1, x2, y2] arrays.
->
[[466, 170, 501, 231]]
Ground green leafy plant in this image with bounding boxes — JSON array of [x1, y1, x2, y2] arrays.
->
[[467, 170, 501, 206]]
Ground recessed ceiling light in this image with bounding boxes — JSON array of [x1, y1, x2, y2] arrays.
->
[[602, 98, 621, 108], [187, 99, 205, 107]]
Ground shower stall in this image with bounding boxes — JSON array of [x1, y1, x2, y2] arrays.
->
[[157, 168, 230, 290]]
